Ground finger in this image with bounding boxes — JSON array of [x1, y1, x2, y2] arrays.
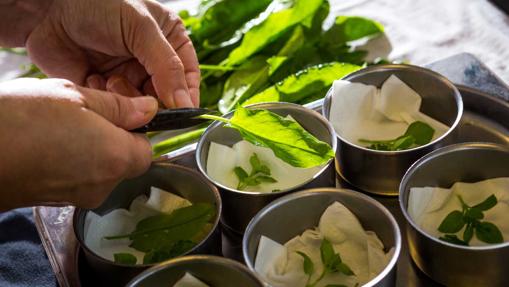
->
[[127, 16, 193, 108], [164, 20, 201, 107], [106, 75, 144, 98], [86, 74, 107, 90], [77, 86, 158, 130], [103, 59, 149, 89]]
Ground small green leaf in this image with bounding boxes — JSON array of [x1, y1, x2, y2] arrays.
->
[[143, 240, 196, 264], [337, 262, 355, 276], [475, 222, 504, 244], [233, 153, 277, 190], [296, 251, 314, 276], [463, 224, 474, 244], [392, 135, 415, 150], [439, 234, 468, 246], [113, 253, 137, 265], [438, 210, 465, 233], [234, 166, 249, 180], [320, 238, 336, 266], [472, 194, 498, 211], [465, 208, 484, 221], [404, 121, 435, 145]]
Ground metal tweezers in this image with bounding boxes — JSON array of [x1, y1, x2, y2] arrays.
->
[[130, 108, 212, 133]]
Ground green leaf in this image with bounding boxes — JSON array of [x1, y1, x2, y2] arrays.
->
[[296, 251, 315, 276], [337, 262, 355, 276], [189, 0, 272, 46], [243, 62, 361, 106], [360, 121, 434, 151], [475, 222, 504, 244], [463, 224, 474, 244], [438, 210, 465, 233], [472, 194, 498, 211], [142, 240, 196, 264], [113, 253, 137, 265], [320, 238, 336, 266], [105, 203, 216, 253], [228, 106, 335, 168], [322, 16, 384, 47], [439, 234, 468, 246], [465, 208, 484, 221], [404, 121, 435, 145], [226, 0, 325, 66], [233, 153, 277, 190]]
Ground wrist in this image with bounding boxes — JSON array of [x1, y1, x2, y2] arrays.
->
[[0, 0, 54, 47]]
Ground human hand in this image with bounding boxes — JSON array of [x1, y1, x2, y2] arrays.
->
[[25, 0, 199, 108], [0, 78, 158, 211]]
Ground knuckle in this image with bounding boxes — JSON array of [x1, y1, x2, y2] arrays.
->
[[168, 56, 184, 72]]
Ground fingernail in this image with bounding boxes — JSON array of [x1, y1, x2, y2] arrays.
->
[[174, 89, 194, 108], [107, 77, 128, 94], [131, 96, 158, 116], [87, 75, 103, 89]]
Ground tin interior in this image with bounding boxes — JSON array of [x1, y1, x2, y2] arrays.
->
[[243, 189, 401, 286], [196, 102, 337, 195], [127, 256, 264, 287]]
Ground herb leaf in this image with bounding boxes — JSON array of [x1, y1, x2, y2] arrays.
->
[[296, 251, 315, 277], [202, 106, 335, 168], [320, 238, 336, 267], [113, 253, 137, 265], [359, 121, 435, 151], [105, 203, 215, 254], [475, 222, 503, 244], [437, 194, 503, 246], [438, 210, 465, 233], [233, 153, 277, 190], [472, 194, 498, 211], [143, 240, 196, 264]]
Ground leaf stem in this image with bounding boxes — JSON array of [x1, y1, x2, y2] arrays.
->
[[197, 114, 230, 123], [199, 64, 238, 71]]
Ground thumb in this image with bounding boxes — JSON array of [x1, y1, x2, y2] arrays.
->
[[77, 86, 158, 130]]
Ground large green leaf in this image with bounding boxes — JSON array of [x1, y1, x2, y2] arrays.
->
[[189, 0, 272, 46], [321, 16, 384, 47], [227, 106, 335, 168], [243, 62, 360, 105], [226, 0, 325, 66]]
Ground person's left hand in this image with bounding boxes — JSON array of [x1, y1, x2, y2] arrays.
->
[[25, 0, 200, 108]]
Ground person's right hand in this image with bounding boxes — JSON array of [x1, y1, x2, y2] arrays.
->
[[0, 78, 158, 211]]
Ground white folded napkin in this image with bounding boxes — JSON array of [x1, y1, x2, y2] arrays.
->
[[254, 202, 393, 287], [206, 140, 322, 192], [330, 75, 449, 146], [84, 187, 191, 263], [408, 177, 509, 246], [174, 272, 209, 287]]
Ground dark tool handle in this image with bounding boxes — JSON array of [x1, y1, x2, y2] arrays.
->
[[130, 108, 211, 133]]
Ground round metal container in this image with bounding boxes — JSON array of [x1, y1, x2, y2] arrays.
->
[[322, 64, 463, 195], [243, 188, 401, 287], [126, 255, 265, 287], [196, 102, 337, 233], [399, 142, 509, 286], [73, 163, 222, 286]]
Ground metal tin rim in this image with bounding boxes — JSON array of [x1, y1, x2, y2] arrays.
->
[[242, 188, 402, 287], [195, 102, 338, 196], [72, 162, 222, 267], [125, 255, 265, 287], [322, 63, 464, 155], [399, 142, 509, 250]]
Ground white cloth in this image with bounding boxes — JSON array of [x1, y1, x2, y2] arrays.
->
[[408, 177, 509, 246], [84, 187, 191, 263], [174, 273, 209, 287], [206, 140, 322, 192], [329, 75, 449, 145], [254, 202, 393, 287]]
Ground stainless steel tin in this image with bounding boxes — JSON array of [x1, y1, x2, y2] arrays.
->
[[126, 255, 265, 287], [243, 188, 401, 287], [73, 163, 222, 286], [196, 102, 337, 233], [323, 64, 463, 195], [399, 142, 509, 287]]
